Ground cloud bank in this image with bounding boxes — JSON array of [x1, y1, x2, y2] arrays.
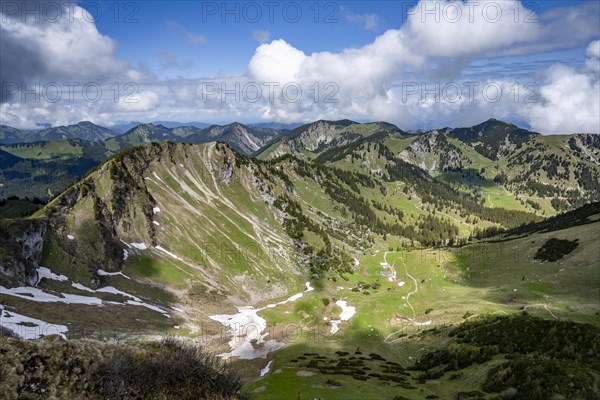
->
[[1, 0, 598, 133]]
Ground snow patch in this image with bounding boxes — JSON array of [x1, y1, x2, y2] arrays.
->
[[126, 300, 169, 317], [97, 269, 131, 280], [210, 306, 283, 360], [153, 207, 161, 214], [71, 283, 95, 293], [67, 235, 74, 240], [260, 361, 273, 377], [210, 282, 314, 360], [129, 243, 148, 250], [156, 245, 183, 260], [0, 286, 103, 305], [329, 300, 356, 335], [336, 300, 356, 320], [36, 267, 68, 284], [153, 221, 160, 226], [97, 286, 141, 302], [67, 283, 168, 316], [0, 306, 68, 340]]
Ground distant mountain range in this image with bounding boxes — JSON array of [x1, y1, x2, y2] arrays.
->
[[0, 121, 305, 143], [108, 120, 301, 133], [1, 119, 598, 213], [0, 121, 117, 144], [108, 121, 212, 133]]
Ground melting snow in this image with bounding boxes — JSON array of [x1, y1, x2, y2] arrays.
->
[[67, 235, 74, 240], [153, 221, 160, 226], [97, 269, 131, 280], [156, 245, 183, 260], [210, 306, 283, 360], [72, 283, 95, 293], [152, 171, 165, 184], [210, 282, 314, 360], [153, 207, 161, 214], [398, 281, 406, 287], [0, 306, 68, 340], [0, 286, 103, 305], [129, 243, 148, 250], [36, 267, 68, 284], [123, 249, 129, 261], [69, 283, 168, 316], [0, 280, 169, 321], [260, 361, 273, 377], [329, 300, 356, 335], [126, 300, 169, 317], [97, 286, 141, 301]]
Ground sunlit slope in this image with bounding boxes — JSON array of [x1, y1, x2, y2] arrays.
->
[[255, 120, 405, 160], [41, 142, 306, 304], [243, 215, 600, 399], [317, 122, 600, 215]]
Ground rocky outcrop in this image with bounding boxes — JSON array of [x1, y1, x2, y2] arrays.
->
[[399, 131, 463, 173], [0, 218, 47, 287], [259, 120, 366, 160]]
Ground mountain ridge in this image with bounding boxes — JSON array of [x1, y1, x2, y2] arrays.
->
[[1, 119, 599, 215]]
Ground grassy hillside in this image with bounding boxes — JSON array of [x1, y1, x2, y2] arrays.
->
[[242, 216, 600, 398], [1, 136, 598, 399], [255, 120, 405, 160], [0, 123, 285, 201]]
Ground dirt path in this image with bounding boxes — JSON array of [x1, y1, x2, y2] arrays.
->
[[383, 252, 432, 343], [523, 303, 559, 319]]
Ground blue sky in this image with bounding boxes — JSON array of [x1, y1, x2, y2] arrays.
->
[[1, 1, 599, 132], [89, 0, 591, 78]]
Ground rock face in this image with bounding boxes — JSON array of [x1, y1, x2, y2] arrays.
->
[[569, 134, 600, 165], [399, 131, 463, 173], [0, 218, 47, 287], [259, 120, 374, 160]]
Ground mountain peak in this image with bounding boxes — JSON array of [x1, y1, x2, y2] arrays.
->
[[314, 119, 357, 126], [475, 118, 515, 128], [76, 121, 101, 127]]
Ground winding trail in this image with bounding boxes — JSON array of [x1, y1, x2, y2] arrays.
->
[[523, 303, 559, 320], [383, 252, 432, 343], [403, 263, 419, 319], [384, 251, 418, 319]]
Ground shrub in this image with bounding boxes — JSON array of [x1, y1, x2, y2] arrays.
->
[[93, 337, 246, 400]]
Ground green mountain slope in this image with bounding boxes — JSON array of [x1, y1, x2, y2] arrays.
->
[[1, 139, 598, 399], [0, 121, 117, 144], [255, 120, 405, 160], [0, 122, 285, 201], [1, 140, 548, 336], [313, 119, 600, 215]]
